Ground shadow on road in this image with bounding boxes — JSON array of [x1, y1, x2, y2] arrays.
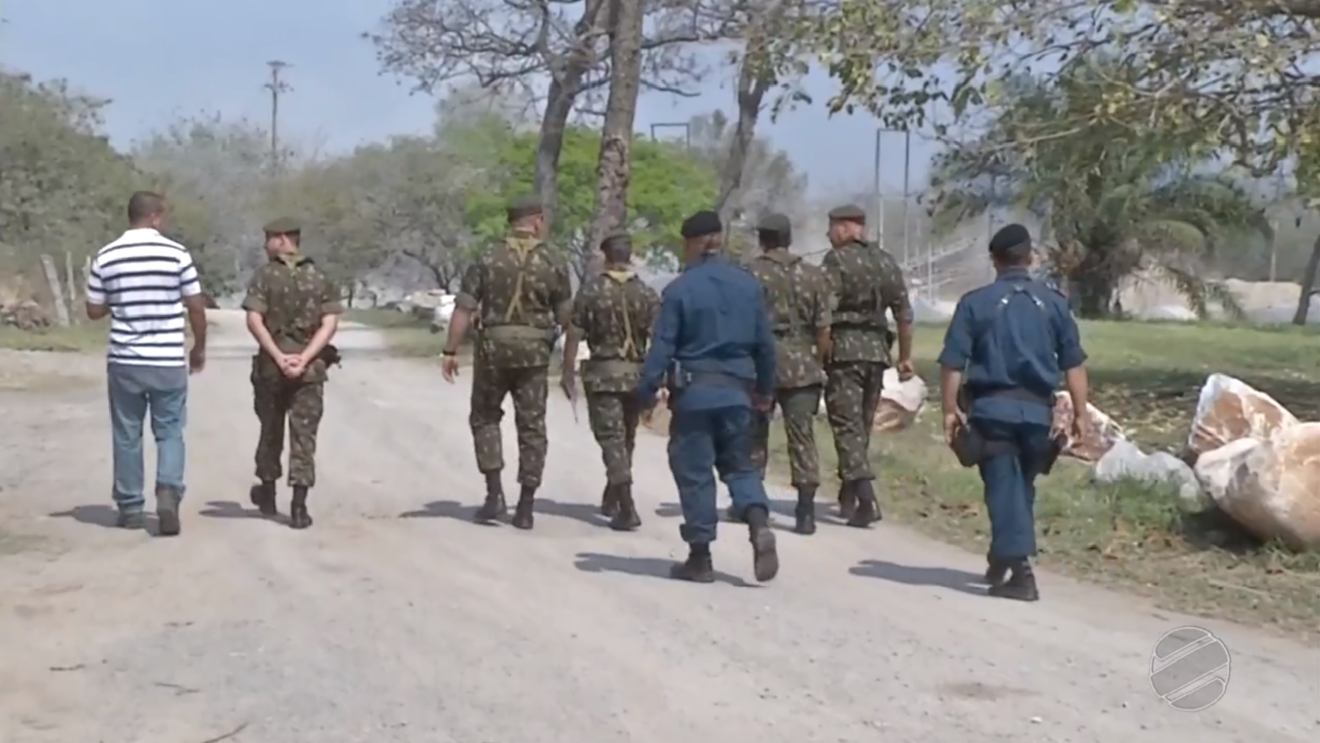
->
[[653, 500, 808, 533], [398, 500, 484, 522], [48, 504, 122, 529], [573, 551, 759, 588], [197, 500, 289, 526], [534, 498, 614, 529], [849, 559, 986, 596]]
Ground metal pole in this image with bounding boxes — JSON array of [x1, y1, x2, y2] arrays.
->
[[872, 129, 883, 244], [1269, 171, 1285, 282], [264, 60, 292, 176]]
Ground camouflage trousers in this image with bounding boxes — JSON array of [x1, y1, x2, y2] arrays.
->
[[586, 391, 642, 485], [825, 361, 886, 481], [253, 379, 325, 488], [750, 385, 823, 487], [470, 365, 549, 487]]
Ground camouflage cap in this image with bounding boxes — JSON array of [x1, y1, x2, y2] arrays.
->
[[263, 217, 302, 235], [826, 204, 867, 223], [507, 194, 544, 221], [756, 212, 792, 246]]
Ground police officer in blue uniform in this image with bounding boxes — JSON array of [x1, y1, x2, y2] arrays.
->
[[936, 224, 1090, 601], [638, 210, 780, 584]]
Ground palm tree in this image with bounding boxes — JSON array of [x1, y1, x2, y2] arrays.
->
[[929, 64, 1271, 319]]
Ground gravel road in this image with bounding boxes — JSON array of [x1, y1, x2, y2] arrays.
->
[[0, 311, 1315, 743]]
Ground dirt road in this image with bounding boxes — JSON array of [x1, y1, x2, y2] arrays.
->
[[0, 312, 1315, 743]]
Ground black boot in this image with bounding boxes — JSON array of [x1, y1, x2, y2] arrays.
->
[[600, 483, 619, 518], [474, 472, 507, 524], [249, 480, 278, 517], [726, 502, 742, 523], [837, 481, 857, 521], [984, 554, 1010, 588], [669, 543, 715, 583], [511, 485, 536, 530], [794, 486, 817, 535], [847, 479, 881, 528], [745, 505, 779, 582], [289, 486, 313, 530], [609, 483, 641, 532], [988, 560, 1039, 601]]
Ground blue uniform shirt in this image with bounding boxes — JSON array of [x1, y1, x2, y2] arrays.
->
[[638, 254, 776, 411], [936, 268, 1086, 425]]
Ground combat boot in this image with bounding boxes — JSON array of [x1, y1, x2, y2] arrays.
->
[[745, 505, 779, 582], [988, 560, 1039, 602], [289, 486, 313, 530], [794, 486, 817, 535], [608, 483, 641, 532], [249, 480, 278, 517], [511, 485, 536, 530], [984, 554, 1010, 588], [847, 479, 881, 528], [600, 483, 619, 518], [726, 503, 742, 523], [116, 509, 146, 530], [837, 481, 857, 521], [669, 543, 715, 583], [474, 472, 507, 524]]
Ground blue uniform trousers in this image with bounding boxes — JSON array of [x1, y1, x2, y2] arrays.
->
[[668, 405, 769, 544], [971, 417, 1054, 560]]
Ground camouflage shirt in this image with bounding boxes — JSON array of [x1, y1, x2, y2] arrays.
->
[[457, 230, 573, 369], [241, 254, 344, 383], [569, 267, 661, 394], [747, 248, 830, 388], [821, 239, 912, 364]]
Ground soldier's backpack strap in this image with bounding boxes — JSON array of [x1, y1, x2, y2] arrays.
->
[[502, 234, 541, 324], [604, 269, 642, 361]]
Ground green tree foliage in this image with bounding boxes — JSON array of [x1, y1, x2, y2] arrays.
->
[[462, 122, 720, 277], [930, 68, 1272, 319], [0, 70, 137, 280]]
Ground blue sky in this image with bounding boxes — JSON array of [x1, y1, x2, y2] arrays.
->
[[0, 0, 939, 198]]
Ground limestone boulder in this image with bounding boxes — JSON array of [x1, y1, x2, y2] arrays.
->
[[1185, 374, 1297, 462], [0, 300, 51, 331], [1052, 393, 1126, 462], [1215, 423, 1320, 550], [1092, 439, 1206, 511], [874, 367, 927, 432]]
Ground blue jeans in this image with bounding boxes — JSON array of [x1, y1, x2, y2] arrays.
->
[[668, 405, 768, 544], [107, 363, 188, 511], [971, 417, 1054, 560]]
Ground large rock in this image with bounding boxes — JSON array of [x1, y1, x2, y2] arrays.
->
[[1092, 440, 1206, 511], [874, 367, 927, 432], [1052, 393, 1126, 462], [1216, 423, 1320, 550], [0, 300, 52, 331], [1185, 374, 1297, 462], [1193, 438, 1261, 504]]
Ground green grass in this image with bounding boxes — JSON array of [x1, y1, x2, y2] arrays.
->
[[0, 321, 108, 352], [764, 319, 1320, 643], [345, 308, 455, 359]]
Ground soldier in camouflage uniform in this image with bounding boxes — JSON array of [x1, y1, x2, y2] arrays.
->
[[746, 213, 833, 535], [821, 204, 915, 528], [242, 217, 344, 530], [560, 233, 661, 531], [441, 195, 573, 530]]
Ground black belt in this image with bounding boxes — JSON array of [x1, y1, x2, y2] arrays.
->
[[977, 387, 1054, 407], [688, 371, 753, 391]]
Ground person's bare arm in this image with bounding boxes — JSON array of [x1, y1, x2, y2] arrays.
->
[[85, 255, 109, 320], [299, 274, 344, 365], [246, 311, 283, 358], [184, 295, 207, 351], [241, 268, 282, 359], [940, 366, 963, 419]]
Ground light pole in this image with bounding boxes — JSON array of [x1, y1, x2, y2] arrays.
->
[[872, 128, 912, 263], [650, 122, 691, 150]]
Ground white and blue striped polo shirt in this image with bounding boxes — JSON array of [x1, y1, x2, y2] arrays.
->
[[85, 228, 202, 367]]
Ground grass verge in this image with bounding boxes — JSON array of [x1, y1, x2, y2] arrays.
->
[[0, 321, 107, 353], [766, 319, 1320, 642], [345, 309, 459, 359]]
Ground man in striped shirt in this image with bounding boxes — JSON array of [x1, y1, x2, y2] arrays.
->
[[85, 191, 209, 536]]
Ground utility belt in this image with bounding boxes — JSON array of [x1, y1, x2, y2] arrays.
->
[[664, 360, 753, 397], [951, 387, 1063, 473]]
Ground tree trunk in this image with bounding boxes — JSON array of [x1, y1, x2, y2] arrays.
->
[[532, 0, 607, 235], [585, 0, 645, 277], [1292, 232, 1320, 325], [714, 48, 774, 251], [39, 253, 71, 327], [1071, 273, 1116, 319]]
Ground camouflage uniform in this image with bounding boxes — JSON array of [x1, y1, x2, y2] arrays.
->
[[457, 196, 573, 529], [746, 213, 831, 535], [821, 204, 913, 526], [570, 258, 660, 530], [241, 217, 344, 529]]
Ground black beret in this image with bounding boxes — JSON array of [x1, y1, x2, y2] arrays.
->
[[827, 204, 866, 222], [756, 213, 792, 245], [680, 210, 722, 238], [263, 217, 302, 235], [988, 223, 1032, 254], [507, 194, 543, 220]]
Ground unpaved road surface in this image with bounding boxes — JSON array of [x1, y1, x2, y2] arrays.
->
[[1, 312, 1316, 743]]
